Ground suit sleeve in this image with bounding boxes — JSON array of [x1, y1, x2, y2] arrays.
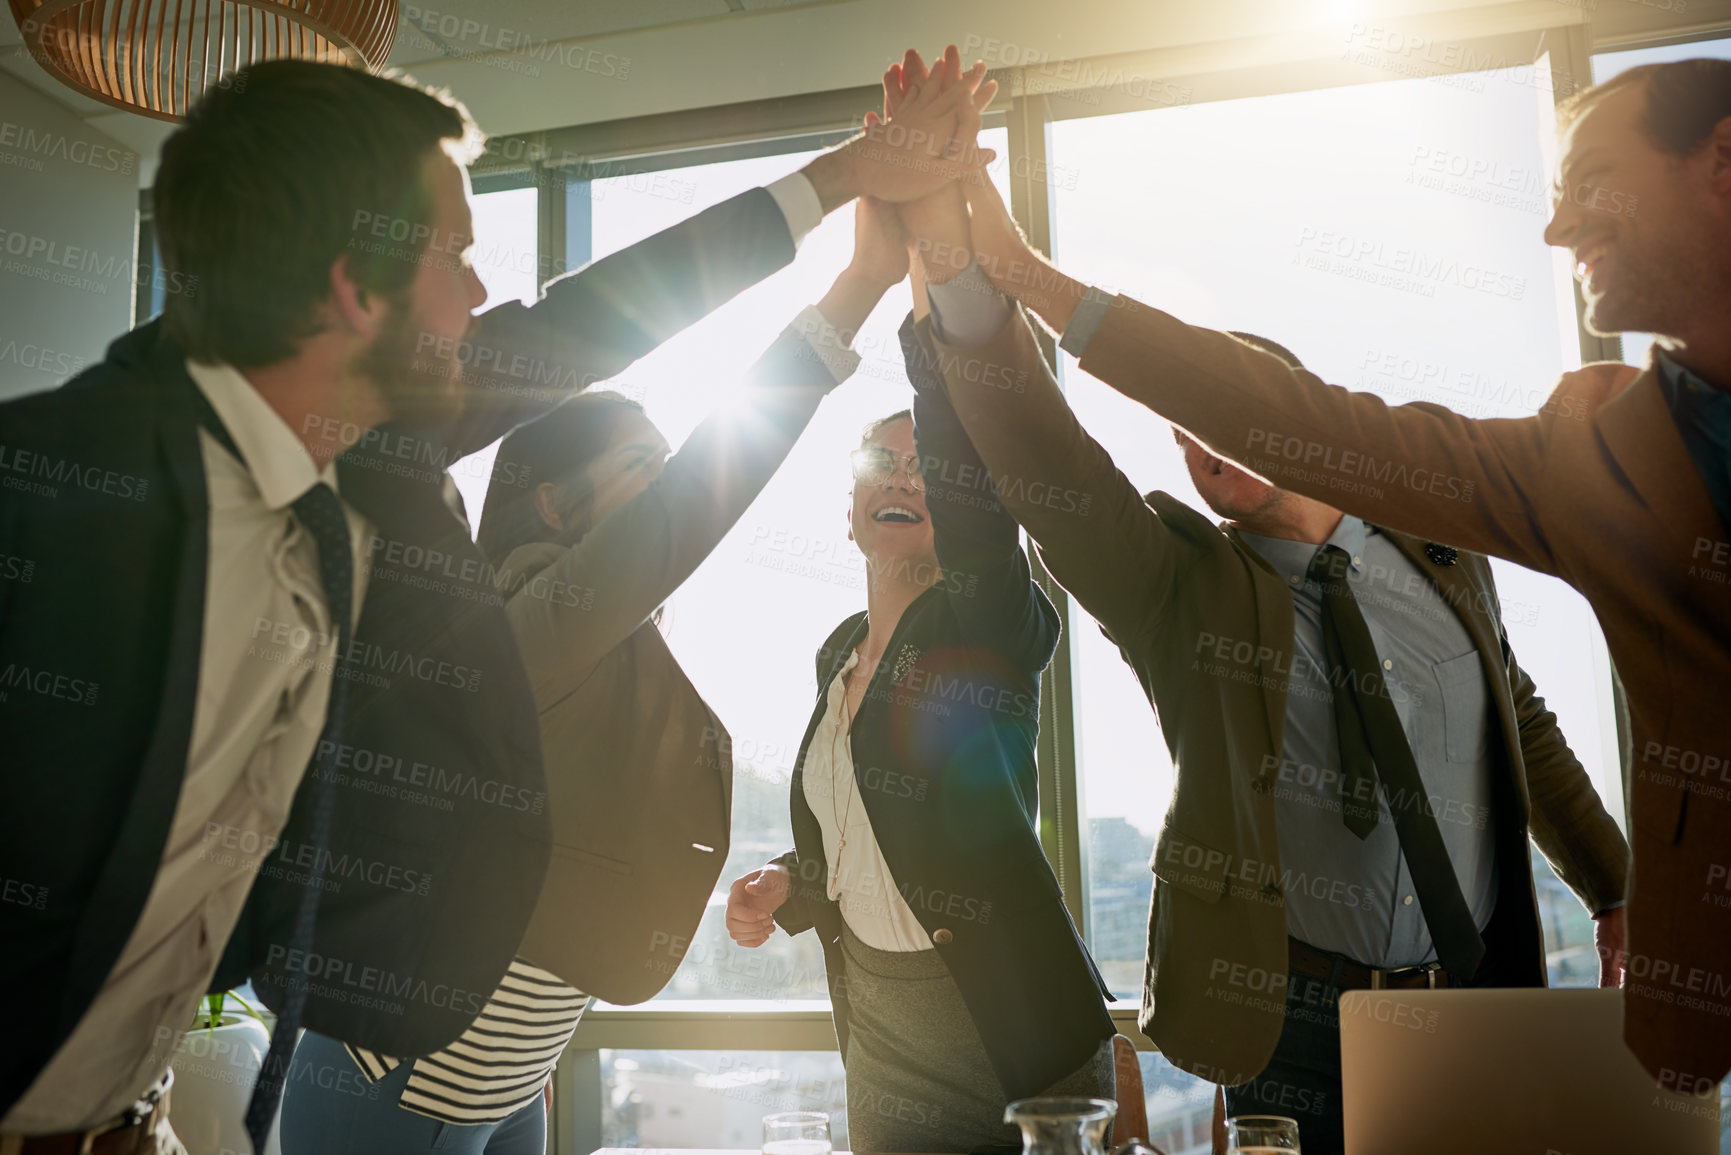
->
[[769, 847, 817, 936], [1076, 296, 1567, 576], [903, 313, 1059, 672], [919, 305, 1194, 652], [439, 187, 799, 459], [1510, 646, 1631, 916], [505, 320, 841, 709]]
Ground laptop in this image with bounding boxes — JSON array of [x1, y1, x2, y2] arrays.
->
[[1339, 988, 1719, 1155]]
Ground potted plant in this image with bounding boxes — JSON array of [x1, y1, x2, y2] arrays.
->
[[168, 988, 282, 1155]]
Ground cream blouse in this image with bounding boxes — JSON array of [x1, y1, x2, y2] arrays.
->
[[802, 650, 934, 952]]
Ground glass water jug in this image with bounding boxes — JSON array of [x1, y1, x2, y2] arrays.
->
[[1004, 1096, 1167, 1155]]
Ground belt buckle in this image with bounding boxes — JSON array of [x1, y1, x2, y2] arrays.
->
[[1372, 962, 1442, 990]]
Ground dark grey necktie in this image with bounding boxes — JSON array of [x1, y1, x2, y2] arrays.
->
[[244, 481, 352, 1151], [1307, 544, 1486, 981]]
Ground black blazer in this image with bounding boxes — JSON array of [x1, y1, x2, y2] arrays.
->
[[0, 187, 795, 1114], [772, 314, 1114, 1101]]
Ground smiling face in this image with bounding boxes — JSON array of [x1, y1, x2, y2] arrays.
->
[[848, 415, 937, 578], [1543, 81, 1724, 340]]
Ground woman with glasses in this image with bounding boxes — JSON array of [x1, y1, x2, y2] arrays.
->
[[726, 220, 1116, 1154], [278, 198, 908, 1155]]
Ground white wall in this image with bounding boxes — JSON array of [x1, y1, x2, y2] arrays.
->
[[0, 68, 140, 401]]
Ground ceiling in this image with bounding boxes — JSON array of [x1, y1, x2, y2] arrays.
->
[[0, 0, 839, 172], [4, 0, 1725, 185]]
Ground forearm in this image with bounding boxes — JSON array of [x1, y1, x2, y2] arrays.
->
[[816, 265, 894, 340], [1075, 296, 1561, 574], [442, 187, 800, 457], [506, 323, 842, 700], [920, 308, 1179, 641], [977, 243, 1086, 333], [801, 149, 862, 217]]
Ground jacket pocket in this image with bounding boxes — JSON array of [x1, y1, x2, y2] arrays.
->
[[1151, 828, 1231, 904], [551, 843, 634, 876], [1436, 650, 1490, 763]]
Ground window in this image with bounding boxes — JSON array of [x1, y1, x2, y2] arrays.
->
[[1048, 64, 1619, 1000], [602, 1051, 848, 1149]]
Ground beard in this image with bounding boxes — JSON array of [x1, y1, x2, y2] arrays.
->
[[355, 296, 468, 429], [1581, 223, 1705, 339], [1198, 478, 1287, 523]]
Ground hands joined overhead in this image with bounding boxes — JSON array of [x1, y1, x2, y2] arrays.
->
[[820, 44, 1089, 333]]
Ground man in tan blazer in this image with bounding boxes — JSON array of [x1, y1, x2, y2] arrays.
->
[[899, 54, 1730, 1092], [897, 267, 1627, 1149]]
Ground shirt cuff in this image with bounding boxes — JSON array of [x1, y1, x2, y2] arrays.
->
[[1596, 900, 1626, 915], [926, 261, 1013, 346], [793, 304, 862, 384], [1058, 287, 1115, 358], [765, 173, 824, 253]]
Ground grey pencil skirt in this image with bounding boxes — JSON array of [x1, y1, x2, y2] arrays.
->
[[838, 923, 1115, 1155]]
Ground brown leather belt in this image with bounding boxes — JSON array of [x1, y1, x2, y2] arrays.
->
[[3, 1072, 171, 1155], [1289, 936, 1455, 991]]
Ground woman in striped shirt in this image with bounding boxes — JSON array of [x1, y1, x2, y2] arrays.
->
[[278, 200, 911, 1154]]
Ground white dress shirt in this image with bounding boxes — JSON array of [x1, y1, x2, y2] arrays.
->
[[802, 651, 935, 953], [2, 360, 372, 1133]]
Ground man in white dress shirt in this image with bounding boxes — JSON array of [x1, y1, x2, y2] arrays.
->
[[0, 53, 996, 1154]]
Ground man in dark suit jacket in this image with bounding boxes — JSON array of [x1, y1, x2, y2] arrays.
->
[[0, 53, 994, 1150], [920, 55, 1731, 1093]]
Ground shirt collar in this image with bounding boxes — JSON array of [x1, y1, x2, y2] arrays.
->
[[1655, 349, 1726, 402], [185, 358, 338, 509], [1238, 513, 1368, 589]]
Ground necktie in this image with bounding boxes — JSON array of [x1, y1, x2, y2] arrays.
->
[[243, 482, 353, 1152], [1306, 544, 1486, 981]]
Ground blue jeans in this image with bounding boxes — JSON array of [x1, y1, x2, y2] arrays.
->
[[279, 1031, 546, 1155]]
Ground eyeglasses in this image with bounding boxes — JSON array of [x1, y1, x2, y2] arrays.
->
[[849, 447, 925, 492]]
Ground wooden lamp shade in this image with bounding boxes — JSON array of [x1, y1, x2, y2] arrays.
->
[[8, 0, 398, 121]]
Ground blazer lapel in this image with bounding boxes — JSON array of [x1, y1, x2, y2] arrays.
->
[[1223, 526, 1294, 757], [1598, 369, 1723, 544]]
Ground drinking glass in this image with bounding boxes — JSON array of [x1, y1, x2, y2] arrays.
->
[[1225, 1114, 1302, 1153], [763, 1110, 832, 1155]]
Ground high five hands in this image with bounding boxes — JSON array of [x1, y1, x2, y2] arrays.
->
[[879, 46, 1090, 329], [803, 48, 998, 213]]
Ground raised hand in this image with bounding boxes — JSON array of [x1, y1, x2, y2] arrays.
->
[[885, 48, 992, 285], [725, 864, 790, 948], [850, 135, 912, 291], [803, 44, 996, 212]]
